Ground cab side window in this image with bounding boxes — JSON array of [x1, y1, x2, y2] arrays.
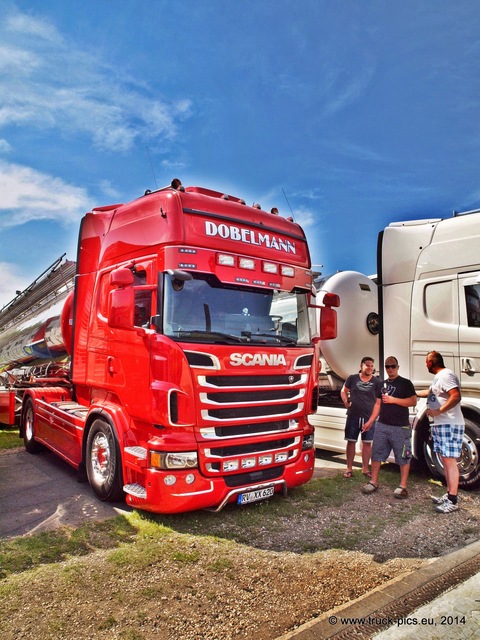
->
[[465, 284, 480, 328], [133, 270, 152, 327]]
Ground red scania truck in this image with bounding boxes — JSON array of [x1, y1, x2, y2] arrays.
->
[[0, 182, 337, 514]]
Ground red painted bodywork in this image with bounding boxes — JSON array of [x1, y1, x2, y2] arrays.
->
[[2, 185, 322, 513]]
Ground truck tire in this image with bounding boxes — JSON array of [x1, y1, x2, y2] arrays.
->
[[422, 417, 480, 490], [22, 398, 41, 454], [458, 419, 480, 490], [86, 419, 124, 502]]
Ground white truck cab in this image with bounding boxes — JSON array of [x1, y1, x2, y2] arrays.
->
[[311, 209, 480, 489]]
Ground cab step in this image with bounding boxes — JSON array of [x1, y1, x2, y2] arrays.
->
[[124, 446, 147, 459], [123, 483, 147, 499]]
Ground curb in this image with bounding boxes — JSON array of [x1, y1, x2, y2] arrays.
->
[[276, 539, 480, 639]]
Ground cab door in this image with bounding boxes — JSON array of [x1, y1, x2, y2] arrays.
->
[[90, 260, 157, 424], [410, 276, 459, 386], [458, 272, 480, 392]]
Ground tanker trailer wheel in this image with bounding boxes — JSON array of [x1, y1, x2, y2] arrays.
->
[[422, 418, 480, 490], [22, 397, 41, 454], [86, 419, 124, 502]]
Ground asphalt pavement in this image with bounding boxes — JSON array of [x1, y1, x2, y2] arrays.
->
[[0, 447, 130, 538]]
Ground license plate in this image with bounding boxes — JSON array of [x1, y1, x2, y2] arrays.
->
[[238, 486, 275, 505]]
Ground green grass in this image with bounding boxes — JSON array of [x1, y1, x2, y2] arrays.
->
[[0, 516, 137, 579], [0, 428, 21, 449]]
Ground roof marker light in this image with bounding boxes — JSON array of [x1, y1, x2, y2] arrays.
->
[[262, 262, 278, 274], [217, 254, 235, 267], [239, 258, 255, 270]]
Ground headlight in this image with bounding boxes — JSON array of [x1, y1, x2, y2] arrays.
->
[[302, 434, 314, 450], [150, 451, 198, 470]]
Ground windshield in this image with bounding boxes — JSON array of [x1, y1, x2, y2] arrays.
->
[[163, 273, 311, 345]]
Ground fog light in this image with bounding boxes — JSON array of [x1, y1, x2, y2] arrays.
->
[[304, 453, 311, 463], [164, 475, 177, 486], [302, 434, 314, 450], [185, 473, 195, 485]]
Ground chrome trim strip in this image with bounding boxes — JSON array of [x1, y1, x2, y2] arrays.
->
[[199, 420, 299, 440], [204, 436, 301, 458], [201, 403, 304, 422], [199, 389, 305, 405], [197, 373, 308, 389]]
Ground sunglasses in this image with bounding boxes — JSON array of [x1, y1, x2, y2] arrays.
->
[[385, 364, 397, 369]]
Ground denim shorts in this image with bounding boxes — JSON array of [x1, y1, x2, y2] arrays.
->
[[431, 424, 464, 458], [344, 415, 375, 443], [371, 422, 412, 466]]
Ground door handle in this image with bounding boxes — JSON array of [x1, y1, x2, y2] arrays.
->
[[107, 356, 117, 375], [462, 358, 476, 373]]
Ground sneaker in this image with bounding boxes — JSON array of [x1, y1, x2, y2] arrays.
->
[[435, 498, 459, 514], [431, 493, 448, 505]]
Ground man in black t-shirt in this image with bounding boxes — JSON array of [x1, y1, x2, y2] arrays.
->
[[362, 356, 417, 498]]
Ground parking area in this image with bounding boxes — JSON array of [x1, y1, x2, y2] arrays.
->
[[0, 447, 349, 539]]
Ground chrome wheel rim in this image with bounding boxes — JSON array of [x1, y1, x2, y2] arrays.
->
[[90, 432, 111, 484]]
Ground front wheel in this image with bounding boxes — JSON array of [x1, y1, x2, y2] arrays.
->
[[22, 398, 41, 454], [422, 417, 480, 490], [86, 419, 124, 502]]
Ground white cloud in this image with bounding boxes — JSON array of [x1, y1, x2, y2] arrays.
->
[[0, 139, 12, 153], [98, 179, 122, 200], [0, 10, 192, 152], [6, 12, 62, 43], [0, 160, 90, 229], [292, 206, 316, 229]]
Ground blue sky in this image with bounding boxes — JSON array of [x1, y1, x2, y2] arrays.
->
[[1, 0, 480, 307]]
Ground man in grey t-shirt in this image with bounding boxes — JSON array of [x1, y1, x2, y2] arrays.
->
[[340, 356, 382, 478]]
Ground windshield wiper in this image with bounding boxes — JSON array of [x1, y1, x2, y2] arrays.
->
[[246, 332, 297, 345], [177, 330, 245, 344]]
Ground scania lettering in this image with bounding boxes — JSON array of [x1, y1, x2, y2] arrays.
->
[[0, 181, 338, 514], [310, 208, 480, 490], [230, 353, 287, 367]]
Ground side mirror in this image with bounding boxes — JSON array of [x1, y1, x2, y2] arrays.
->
[[320, 306, 337, 340], [314, 291, 340, 340], [108, 281, 134, 330], [110, 267, 134, 287]]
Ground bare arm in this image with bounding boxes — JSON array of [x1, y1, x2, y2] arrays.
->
[[382, 394, 417, 408], [416, 388, 429, 398], [362, 397, 381, 431], [427, 387, 461, 418], [340, 385, 351, 409]]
